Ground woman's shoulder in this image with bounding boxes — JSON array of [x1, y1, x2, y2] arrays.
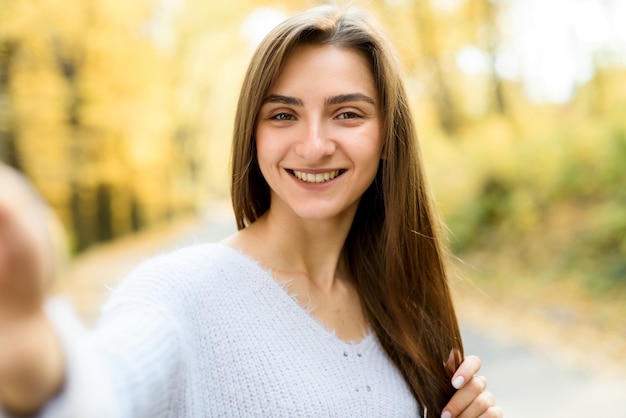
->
[[103, 243, 257, 311], [132, 242, 250, 276]]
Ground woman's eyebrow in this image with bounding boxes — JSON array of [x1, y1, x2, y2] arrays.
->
[[325, 93, 376, 106], [263, 93, 376, 107], [263, 94, 303, 106]]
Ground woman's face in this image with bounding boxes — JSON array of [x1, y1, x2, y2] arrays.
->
[[255, 44, 383, 223]]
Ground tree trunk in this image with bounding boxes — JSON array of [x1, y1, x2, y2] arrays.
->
[[0, 40, 21, 169]]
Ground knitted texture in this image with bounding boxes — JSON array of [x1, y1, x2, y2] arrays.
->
[[4, 244, 420, 417]]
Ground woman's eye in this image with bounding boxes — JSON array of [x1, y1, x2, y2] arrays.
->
[[337, 111, 360, 120], [271, 112, 294, 121]]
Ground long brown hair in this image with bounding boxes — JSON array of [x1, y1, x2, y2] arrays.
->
[[230, 6, 463, 416]]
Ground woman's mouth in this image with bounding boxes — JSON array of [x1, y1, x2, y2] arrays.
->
[[290, 169, 345, 184]]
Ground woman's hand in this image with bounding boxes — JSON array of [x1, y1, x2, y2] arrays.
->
[[0, 166, 64, 415], [441, 354, 503, 418], [0, 176, 49, 319]]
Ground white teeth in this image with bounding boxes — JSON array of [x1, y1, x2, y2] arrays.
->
[[292, 170, 340, 183]]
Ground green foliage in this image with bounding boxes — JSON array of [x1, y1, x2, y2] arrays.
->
[[436, 103, 626, 292]]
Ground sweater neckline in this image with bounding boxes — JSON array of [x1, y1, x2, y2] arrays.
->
[[214, 243, 376, 349]]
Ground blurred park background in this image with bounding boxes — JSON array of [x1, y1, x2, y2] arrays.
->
[[1, 0, 625, 379]]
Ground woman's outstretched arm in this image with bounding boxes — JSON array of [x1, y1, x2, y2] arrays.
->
[[0, 165, 181, 418]]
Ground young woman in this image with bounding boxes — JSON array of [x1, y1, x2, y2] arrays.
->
[[0, 6, 501, 418]]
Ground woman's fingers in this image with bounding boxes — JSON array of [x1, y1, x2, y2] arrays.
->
[[451, 354, 482, 390], [442, 355, 502, 418], [456, 389, 498, 418], [442, 371, 488, 417], [0, 169, 50, 318], [478, 405, 503, 418]]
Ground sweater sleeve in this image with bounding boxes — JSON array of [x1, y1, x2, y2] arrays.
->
[[88, 297, 183, 418], [0, 296, 182, 418]]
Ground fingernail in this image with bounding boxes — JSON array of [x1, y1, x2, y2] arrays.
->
[[452, 375, 464, 389], [441, 411, 452, 418]]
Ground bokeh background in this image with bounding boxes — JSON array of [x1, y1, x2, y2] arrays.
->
[[1, 0, 625, 388]]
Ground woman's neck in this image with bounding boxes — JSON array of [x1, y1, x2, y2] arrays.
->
[[225, 203, 356, 292]]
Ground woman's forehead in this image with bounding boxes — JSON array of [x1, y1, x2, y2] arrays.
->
[[269, 44, 377, 98]]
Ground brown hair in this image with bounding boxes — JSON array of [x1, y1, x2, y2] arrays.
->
[[230, 6, 463, 416]]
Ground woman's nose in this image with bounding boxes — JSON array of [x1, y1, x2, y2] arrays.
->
[[295, 120, 336, 161]]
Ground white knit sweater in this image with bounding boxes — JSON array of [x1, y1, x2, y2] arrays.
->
[[3, 244, 420, 417]]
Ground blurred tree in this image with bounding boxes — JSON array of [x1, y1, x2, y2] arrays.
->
[[468, 0, 507, 115], [0, 0, 204, 250], [410, 0, 461, 134]]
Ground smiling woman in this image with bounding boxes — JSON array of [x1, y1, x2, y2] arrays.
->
[[0, 5, 500, 418], [228, 6, 501, 418]]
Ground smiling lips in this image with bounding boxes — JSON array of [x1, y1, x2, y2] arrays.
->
[[291, 169, 344, 184]]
